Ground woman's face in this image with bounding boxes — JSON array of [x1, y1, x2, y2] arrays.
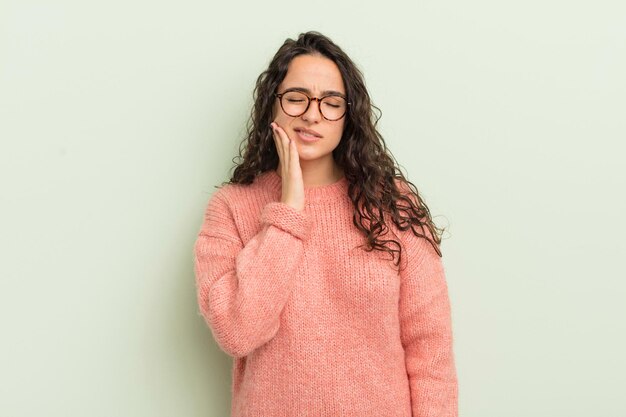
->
[[272, 54, 346, 165]]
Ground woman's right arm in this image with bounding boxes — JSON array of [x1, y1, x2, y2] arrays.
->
[[193, 191, 311, 358]]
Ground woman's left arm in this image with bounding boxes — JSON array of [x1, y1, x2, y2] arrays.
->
[[398, 226, 459, 417]]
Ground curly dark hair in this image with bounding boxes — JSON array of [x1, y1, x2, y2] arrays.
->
[[222, 31, 446, 271]]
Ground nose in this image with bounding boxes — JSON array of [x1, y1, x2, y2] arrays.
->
[[301, 97, 323, 122]]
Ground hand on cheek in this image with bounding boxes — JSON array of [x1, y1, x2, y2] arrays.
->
[[270, 121, 304, 212]]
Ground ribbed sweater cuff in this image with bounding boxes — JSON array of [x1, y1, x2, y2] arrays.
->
[[260, 202, 312, 241]]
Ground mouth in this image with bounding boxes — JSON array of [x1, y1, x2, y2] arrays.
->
[[294, 127, 322, 139], [294, 129, 321, 142]]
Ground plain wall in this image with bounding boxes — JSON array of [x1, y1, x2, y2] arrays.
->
[[1, 0, 625, 416]]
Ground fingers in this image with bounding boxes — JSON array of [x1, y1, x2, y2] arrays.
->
[[289, 133, 301, 172], [271, 122, 284, 171], [271, 122, 296, 175]]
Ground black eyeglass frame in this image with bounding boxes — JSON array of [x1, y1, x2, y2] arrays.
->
[[274, 89, 352, 121]]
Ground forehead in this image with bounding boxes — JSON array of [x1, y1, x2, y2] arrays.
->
[[280, 54, 345, 94]]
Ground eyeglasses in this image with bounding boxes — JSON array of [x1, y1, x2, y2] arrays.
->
[[274, 89, 351, 121]]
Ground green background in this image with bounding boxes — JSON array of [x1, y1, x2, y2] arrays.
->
[[1, 0, 625, 416]]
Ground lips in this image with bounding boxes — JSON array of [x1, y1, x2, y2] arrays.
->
[[294, 127, 322, 138]]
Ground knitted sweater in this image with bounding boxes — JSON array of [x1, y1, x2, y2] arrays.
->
[[193, 169, 458, 417]]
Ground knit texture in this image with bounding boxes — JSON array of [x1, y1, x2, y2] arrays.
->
[[193, 170, 458, 417]]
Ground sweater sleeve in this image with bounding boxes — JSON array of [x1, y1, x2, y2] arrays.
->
[[398, 225, 458, 417], [193, 192, 312, 358]]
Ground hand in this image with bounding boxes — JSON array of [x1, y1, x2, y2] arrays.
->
[[271, 121, 305, 212]]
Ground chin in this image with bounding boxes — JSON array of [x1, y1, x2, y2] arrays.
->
[[294, 150, 322, 160]]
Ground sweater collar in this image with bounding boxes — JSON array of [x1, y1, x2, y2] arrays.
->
[[258, 169, 349, 205]]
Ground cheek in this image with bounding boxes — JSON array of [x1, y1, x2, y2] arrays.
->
[[325, 129, 344, 152], [272, 106, 289, 124], [333, 121, 345, 139]]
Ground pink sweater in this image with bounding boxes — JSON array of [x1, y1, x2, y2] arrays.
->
[[193, 170, 458, 417]]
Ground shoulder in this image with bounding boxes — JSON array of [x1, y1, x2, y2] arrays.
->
[[392, 177, 417, 201], [206, 174, 267, 206], [388, 176, 441, 267], [206, 181, 244, 208], [203, 173, 276, 221]]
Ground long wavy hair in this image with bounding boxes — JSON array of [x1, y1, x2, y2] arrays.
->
[[223, 31, 446, 271]]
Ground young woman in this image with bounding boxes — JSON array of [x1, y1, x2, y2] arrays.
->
[[193, 31, 458, 417]]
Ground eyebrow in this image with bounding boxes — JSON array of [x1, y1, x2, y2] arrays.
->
[[284, 86, 346, 97]]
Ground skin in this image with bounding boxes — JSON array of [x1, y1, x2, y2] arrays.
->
[[270, 53, 347, 212]]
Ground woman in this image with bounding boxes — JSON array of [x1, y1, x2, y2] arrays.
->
[[193, 31, 458, 417]]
